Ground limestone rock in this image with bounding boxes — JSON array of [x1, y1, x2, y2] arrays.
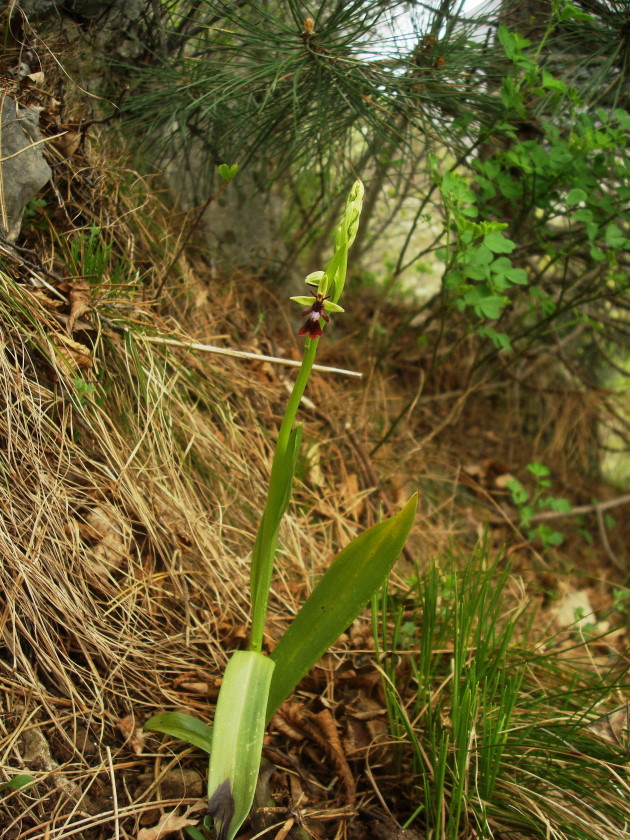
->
[[0, 98, 51, 242]]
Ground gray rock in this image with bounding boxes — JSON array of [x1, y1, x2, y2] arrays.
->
[[0, 99, 51, 242], [17, 0, 145, 60], [18, 1, 139, 21], [163, 139, 289, 274]]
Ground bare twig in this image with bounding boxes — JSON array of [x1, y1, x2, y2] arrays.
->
[[142, 335, 363, 378]]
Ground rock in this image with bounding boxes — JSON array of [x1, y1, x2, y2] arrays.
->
[[18, 1, 140, 21], [16, 1, 145, 60], [0, 99, 51, 242], [163, 147, 289, 273]]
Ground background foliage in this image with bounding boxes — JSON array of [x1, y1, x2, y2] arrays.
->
[[120, 0, 629, 483]]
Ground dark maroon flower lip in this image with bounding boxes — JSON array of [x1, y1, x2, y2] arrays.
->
[[291, 285, 344, 338], [298, 291, 330, 338]]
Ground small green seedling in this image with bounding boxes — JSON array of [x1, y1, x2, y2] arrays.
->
[[507, 461, 571, 549], [145, 181, 417, 840]]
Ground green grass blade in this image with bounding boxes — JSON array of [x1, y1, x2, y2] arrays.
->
[[266, 493, 417, 719], [144, 712, 214, 753]]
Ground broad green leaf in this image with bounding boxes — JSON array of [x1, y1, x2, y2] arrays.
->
[[466, 245, 493, 267], [208, 651, 274, 840], [266, 494, 417, 720], [463, 288, 507, 319], [527, 462, 550, 477], [144, 712, 213, 753], [545, 497, 572, 513], [480, 327, 512, 351], [184, 828, 206, 840], [477, 296, 507, 319]]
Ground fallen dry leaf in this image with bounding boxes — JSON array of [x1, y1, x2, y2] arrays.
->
[[173, 670, 220, 697], [588, 704, 628, 746], [67, 279, 91, 334], [117, 713, 146, 755], [136, 809, 198, 840], [26, 71, 45, 86], [53, 334, 92, 372], [53, 130, 82, 159], [28, 289, 63, 311], [307, 442, 324, 487]]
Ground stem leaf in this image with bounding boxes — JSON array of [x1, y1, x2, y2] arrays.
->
[[266, 493, 417, 719]]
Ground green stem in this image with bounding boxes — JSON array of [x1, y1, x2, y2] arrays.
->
[[274, 337, 318, 463], [249, 336, 319, 653]]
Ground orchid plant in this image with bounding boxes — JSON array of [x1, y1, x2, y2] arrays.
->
[[145, 180, 417, 840]]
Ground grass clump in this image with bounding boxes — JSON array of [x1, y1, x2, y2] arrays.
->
[[374, 551, 630, 840]]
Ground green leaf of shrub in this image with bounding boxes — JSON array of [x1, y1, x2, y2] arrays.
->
[[545, 497, 572, 514], [505, 268, 527, 285], [566, 188, 587, 206], [479, 327, 511, 351], [266, 494, 418, 719], [527, 462, 550, 477], [484, 232, 516, 254], [605, 224, 625, 248], [144, 712, 214, 753], [542, 71, 566, 93]]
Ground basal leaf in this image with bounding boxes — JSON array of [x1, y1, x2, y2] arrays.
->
[[207, 651, 274, 840]]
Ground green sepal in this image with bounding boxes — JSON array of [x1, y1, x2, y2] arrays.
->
[[290, 296, 344, 314], [208, 651, 275, 840], [266, 493, 417, 719], [143, 712, 213, 753], [323, 301, 344, 313], [305, 270, 325, 288]]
